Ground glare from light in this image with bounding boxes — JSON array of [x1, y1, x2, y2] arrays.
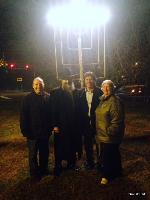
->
[[46, 0, 111, 30], [131, 89, 135, 93]]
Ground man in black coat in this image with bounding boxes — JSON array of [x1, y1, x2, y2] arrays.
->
[[51, 79, 76, 176], [20, 77, 51, 181], [79, 72, 102, 169]]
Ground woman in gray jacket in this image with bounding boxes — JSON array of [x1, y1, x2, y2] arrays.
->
[[96, 80, 125, 185]]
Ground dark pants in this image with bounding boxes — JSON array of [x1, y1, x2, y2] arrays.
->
[[98, 143, 122, 180], [27, 138, 49, 177], [83, 128, 94, 166], [54, 134, 76, 172], [54, 134, 63, 171]]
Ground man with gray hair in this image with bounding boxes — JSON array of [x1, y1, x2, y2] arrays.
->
[[20, 77, 51, 181]]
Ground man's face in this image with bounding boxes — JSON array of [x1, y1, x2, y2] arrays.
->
[[33, 79, 44, 95], [62, 80, 69, 90], [85, 76, 94, 89]]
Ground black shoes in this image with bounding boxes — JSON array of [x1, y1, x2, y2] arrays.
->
[[66, 163, 76, 170], [96, 163, 103, 172], [40, 169, 51, 177], [84, 162, 95, 170], [30, 175, 41, 183]]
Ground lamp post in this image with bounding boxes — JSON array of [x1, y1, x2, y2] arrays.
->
[[77, 33, 84, 87], [47, 0, 111, 87], [103, 24, 106, 78], [53, 30, 59, 80]]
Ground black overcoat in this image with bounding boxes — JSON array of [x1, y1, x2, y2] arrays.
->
[[51, 87, 75, 158]]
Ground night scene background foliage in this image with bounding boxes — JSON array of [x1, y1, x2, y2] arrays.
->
[[0, 0, 150, 89]]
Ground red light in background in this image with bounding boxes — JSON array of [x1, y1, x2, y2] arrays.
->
[[9, 64, 15, 69]]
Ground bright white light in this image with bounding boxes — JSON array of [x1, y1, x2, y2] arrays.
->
[[46, 0, 111, 30], [131, 89, 135, 93]]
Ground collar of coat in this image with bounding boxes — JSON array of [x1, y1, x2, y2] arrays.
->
[[85, 88, 94, 93], [32, 90, 49, 96], [100, 94, 114, 101]]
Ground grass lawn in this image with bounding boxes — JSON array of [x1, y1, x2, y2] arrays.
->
[[0, 95, 150, 200]]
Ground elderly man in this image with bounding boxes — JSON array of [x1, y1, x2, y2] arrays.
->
[[20, 77, 51, 181], [96, 80, 125, 184], [51, 79, 76, 176], [79, 72, 102, 169]]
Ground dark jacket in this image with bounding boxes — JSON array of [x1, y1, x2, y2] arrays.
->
[[51, 87, 74, 133], [72, 88, 83, 155], [51, 87, 75, 158], [20, 91, 51, 139], [79, 86, 102, 135], [95, 94, 125, 144]]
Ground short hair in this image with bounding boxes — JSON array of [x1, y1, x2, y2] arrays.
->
[[101, 80, 115, 90], [33, 77, 44, 87], [84, 71, 95, 80]]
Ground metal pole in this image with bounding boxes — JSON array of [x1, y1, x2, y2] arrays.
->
[[103, 24, 106, 78], [78, 33, 84, 88], [54, 30, 59, 80]]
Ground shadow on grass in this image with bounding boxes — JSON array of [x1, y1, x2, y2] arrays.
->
[[0, 137, 150, 200], [1, 169, 149, 200], [122, 137, 150, 164], [124, 135, 150, 142], [0, 140, 27, 150]]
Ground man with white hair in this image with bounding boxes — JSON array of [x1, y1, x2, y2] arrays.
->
[[20, 77, 51, 181]]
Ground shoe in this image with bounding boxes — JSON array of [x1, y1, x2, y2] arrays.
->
[[100, 178, 108, 185], [66, 164, 75, 170], [30, 175, 41, 183], [40, 169, 50, 177], [74, 166, 81, 171], [84, 162, 95, 170], [96, 163, 102, 172]]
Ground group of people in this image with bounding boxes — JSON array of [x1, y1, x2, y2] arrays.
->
[[20, 72, 125, 185]]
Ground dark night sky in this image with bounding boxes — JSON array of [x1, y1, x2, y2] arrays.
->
[[0, 0, 55, 68], [0, 0, 150, 77]]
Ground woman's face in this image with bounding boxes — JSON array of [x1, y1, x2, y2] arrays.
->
[[101, 83, 113, 97]]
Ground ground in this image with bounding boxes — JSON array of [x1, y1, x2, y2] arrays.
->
[[0, 91, 150, 200]]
